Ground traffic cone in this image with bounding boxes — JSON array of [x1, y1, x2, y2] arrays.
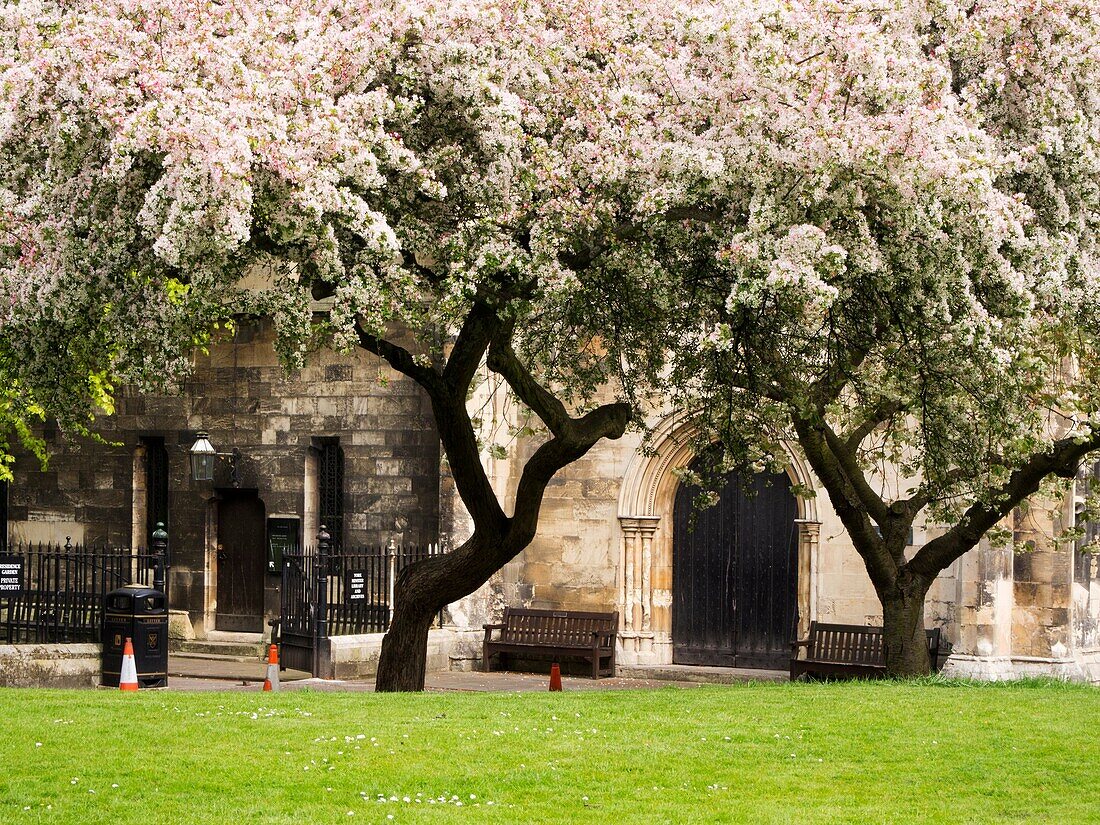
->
[[119, 638, 139, 692], [549, 662, 562, 692], [263, 644, 280, 692]]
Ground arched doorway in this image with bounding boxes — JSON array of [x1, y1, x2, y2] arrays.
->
[[672, 457, 799, 669]]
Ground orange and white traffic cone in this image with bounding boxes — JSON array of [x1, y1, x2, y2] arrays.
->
[[549, 662, 563, 692], [119, 638, 139, 692], [263, 644, 280, 692]]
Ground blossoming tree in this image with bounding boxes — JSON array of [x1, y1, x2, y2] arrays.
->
[[6, 0, 1100, 684], [585, 0, 1100, 674], [0, 0, 682, 690]]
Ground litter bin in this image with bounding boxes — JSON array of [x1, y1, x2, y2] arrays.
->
[[102, 585, 169, 688]]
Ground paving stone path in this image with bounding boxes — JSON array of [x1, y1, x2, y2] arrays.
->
[[166, 654, 786, 692]]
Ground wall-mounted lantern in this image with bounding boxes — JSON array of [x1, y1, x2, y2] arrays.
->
[[189, 431, 241, 487]]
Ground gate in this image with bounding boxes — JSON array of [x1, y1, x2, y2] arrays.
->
[[278, 536, 444, 675], [279, 548, 318, 673]]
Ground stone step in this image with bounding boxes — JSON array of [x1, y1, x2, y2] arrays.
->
[[617, 664, 788, 684], [170, 651, 261, 664], [170, 639, 268, 659]]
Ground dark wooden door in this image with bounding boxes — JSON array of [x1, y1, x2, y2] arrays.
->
[[216, 491, 266, 632], [672, 458, 798, 669]]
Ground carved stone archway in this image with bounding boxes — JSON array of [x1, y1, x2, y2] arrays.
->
[[616, 414, 821, 666]]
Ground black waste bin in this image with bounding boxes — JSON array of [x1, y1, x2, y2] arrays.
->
[[102, 585, 169, 688]]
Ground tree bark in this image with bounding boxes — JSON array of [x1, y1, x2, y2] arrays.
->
[[374, 599, 435, 692], [880, 574, 932, 677], [376, 540, 504, 691], [375, 532, 506, 692]]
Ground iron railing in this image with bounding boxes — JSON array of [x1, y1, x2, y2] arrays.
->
[[0, 540, 157, 644], [283, 542, 444, 634], [279, 538, 445, 673]]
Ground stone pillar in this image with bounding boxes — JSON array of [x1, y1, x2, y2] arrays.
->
[[618, 516, 660, 664], [131, 444, 148, 553], [942, 523, 1015, 680], [1010, 496, 1080, 678], [795, 520, 821, 638]]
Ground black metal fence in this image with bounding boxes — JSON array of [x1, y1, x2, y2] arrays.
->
[[279, 534, 445, 674], [0, 540, 158, 644]]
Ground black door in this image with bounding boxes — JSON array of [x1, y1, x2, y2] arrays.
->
[[216, 491, 266, 632], [672, 457, 799, 669]]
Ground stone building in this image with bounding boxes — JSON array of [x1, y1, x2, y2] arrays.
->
[[486, 409, 1100, 682], [3, 322, 1099, 683], [3, 318, 440, 639]]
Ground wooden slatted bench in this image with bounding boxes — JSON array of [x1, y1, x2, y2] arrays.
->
[[483, 607, 618, 679], [790, 621, 942, 680]]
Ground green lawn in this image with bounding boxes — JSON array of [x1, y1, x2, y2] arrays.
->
[[0, 680, 1096, 824]]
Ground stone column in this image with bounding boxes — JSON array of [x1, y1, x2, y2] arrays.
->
[[618, 516, 660, 664], [795, 520, 821, 638], [1009, 496, 1080, 678], [942, 519, 1015, 680]]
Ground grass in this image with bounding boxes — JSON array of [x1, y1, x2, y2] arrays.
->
[[0, 679, 1097, 824]]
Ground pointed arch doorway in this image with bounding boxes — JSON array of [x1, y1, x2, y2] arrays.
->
[[672, 456, 799, 669]]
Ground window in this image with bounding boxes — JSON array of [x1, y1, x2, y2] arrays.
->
[[318, 439, 344, 549], [142, 437, 169, 549]]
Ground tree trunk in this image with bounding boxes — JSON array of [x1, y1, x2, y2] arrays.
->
[[355, 305, 631, 692], [374, 536, 505, 692], [881, 576, 932, 677], [375, 601, 435, 692]]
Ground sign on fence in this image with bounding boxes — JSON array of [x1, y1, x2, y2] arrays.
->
[[347, 570, 366, 602], [0, 555, 24, 593]]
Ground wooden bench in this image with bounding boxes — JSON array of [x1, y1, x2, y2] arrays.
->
[[483, 607, 618, 679], [790, 621, 943, 680]]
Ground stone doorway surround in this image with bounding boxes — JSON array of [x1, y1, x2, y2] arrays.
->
[[616, 414, 821, 667]]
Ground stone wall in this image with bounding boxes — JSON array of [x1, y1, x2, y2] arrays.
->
[[499, 436, 629, 614], [0, 644, 101, 688], [320, 628, 483, 680], [6, 319, 440, 635]]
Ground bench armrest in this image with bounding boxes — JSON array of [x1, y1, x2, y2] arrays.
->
[[483, 623, 504, 643], [790, 639, 810, 655], [591, 629, 616, 646]]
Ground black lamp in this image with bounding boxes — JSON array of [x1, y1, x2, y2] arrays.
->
[[189, 431, 216, 481], [189, 431, 240, 486]]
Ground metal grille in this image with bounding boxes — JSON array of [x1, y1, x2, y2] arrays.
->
[[318, 441, 344, 548], [0, 480, 7, 552], [143, 438, 169, 551]]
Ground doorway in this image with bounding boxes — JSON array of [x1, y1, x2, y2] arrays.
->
[[216, 490, 266, 632], [672, 457, 799, 669]]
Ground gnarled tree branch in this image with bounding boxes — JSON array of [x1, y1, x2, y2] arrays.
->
[[907, 433, 1100, 577]]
